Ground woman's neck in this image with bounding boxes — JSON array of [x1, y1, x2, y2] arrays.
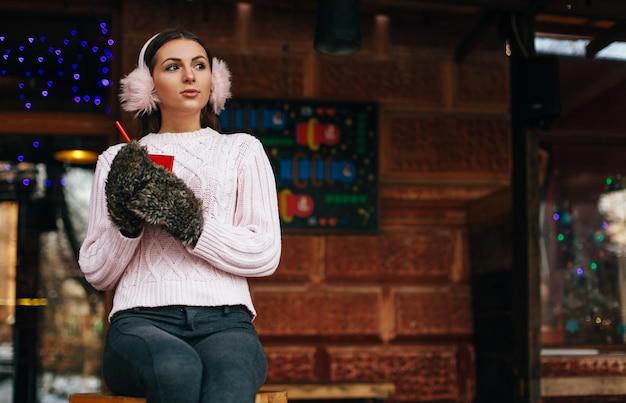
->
[[158, 114, 201, 134]]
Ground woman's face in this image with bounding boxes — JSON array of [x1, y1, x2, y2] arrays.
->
[[152, 38, 212, 119]]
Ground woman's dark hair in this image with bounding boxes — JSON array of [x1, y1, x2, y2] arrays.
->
[[139, 28, 220, 136]]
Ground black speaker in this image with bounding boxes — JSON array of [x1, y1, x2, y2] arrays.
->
[[515, 56, 560, 124], [314, 0, 361, 55]]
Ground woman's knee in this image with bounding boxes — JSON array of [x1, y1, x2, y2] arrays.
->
[[143, 350, 203, 402], [199, 330, 268, 386], [105, 321, 204, 396]]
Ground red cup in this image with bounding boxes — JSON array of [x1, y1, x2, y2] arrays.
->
[[149, 154, 175, 171]]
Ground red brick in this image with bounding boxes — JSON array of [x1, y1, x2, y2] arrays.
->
[[318, 58, 443, 103], [258, 235, 323, 283], [382, 113, 511, 181], [123, 0, 170, 33], [225, 54, 305, 98], [389, 13, 477, 49], [455, 61, 509, 106], [378, 186, 500, 229], [327, 345, 460, 401], [380, 198, 468, 228], [264, 346, 318, 382], [325, 233, 456, 282], [252, 287, 382, 338], [60, 2, 513, 400], [252, 6, 316, 46], [380, 185, 497, 204], [542, 355, 626, 377], [123, 0, 235, 41], [393, 287, 473, 337]]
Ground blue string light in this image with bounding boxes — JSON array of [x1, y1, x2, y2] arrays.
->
[[0, 16, 114, 113], [0, 16, 112, 171]]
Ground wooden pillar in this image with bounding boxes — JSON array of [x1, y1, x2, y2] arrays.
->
[[508, 11, 543, 403], [13, 177, 44, 403]]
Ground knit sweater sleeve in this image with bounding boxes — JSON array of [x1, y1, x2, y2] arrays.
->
[[78, 145, 144, 290], [191, 138, 281, 277]]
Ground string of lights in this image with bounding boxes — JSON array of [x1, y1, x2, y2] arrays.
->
[[0, 13, 114, 113]]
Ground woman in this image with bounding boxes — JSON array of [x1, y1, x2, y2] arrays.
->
[[78, 28, 281, 403]]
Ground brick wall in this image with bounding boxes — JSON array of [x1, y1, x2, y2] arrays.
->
[[119, 1, 511, 401]]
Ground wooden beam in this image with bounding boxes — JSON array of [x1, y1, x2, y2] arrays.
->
[[0, 111, 113, 136], [560, 65, 626, 115], [586, 20, 626, 58], [454, 10, 499, 63]]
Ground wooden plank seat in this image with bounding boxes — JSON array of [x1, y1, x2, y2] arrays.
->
[[69, 382, 395, 402], [262, 382, 395, 401], [69, 390, 288, 403]]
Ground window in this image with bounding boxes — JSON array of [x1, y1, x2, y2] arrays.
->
[[541, 144, 626, 346]]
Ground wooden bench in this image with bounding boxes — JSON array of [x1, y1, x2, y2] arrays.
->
[[262, 382, 395, 401], [69, 382, 394, 402], [542, 376, 626, 397], [69, 390, 288, 403]]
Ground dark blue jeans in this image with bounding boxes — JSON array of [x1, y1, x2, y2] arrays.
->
[[103, 305, 268, 403]]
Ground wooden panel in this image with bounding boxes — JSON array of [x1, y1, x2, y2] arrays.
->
[[262, 383, 394, 400], [467, 189, 516, 402], [0, 111, 113, 136], [542, 377, 626, 397], [257, 391, 288, 403], [69, 391, 288, 403], [69, 394, 145, 403]]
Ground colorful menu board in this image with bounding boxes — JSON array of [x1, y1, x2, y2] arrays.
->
[[219, 99, 378, 231]]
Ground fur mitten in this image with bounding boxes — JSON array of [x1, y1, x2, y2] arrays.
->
[[105, 141, 152, 237], [129, 164, 204, 246]]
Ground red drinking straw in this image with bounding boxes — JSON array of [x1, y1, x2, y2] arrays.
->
[[115, 120, 132, 143]]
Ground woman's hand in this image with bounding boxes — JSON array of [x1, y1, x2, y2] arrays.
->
[[105, 141, 150, 237]]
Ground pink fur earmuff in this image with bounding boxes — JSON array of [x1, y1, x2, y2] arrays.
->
[[119, 33, 232, 116], [208, 58, 231, 115]]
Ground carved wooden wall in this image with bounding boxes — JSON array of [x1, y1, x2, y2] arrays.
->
[[122, 1, 513, 401]]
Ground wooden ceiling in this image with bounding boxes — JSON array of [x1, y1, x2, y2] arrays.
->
[[356, 0, 626, 139], [360, 0, 626, 57]]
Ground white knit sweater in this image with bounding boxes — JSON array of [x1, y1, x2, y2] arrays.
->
[[78, 127, 281, 321]]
